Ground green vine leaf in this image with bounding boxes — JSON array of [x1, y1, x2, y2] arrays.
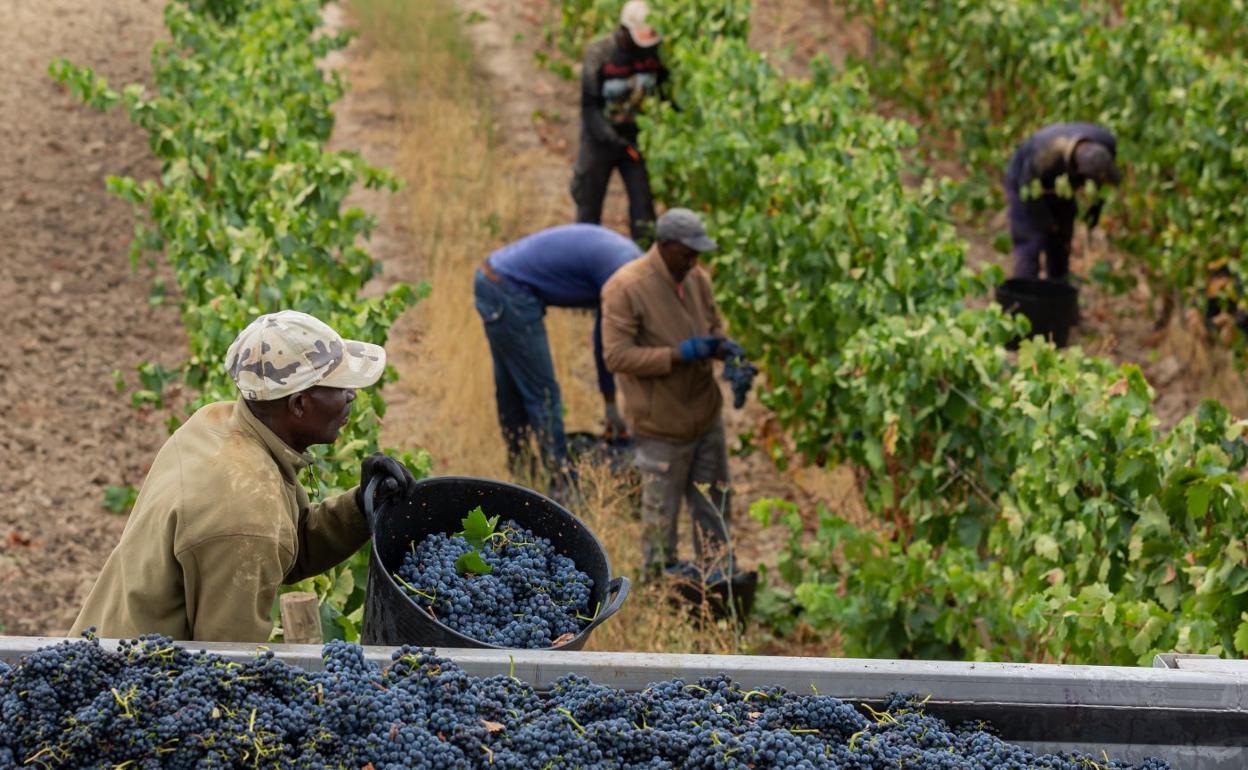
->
[[458, 506, 500, 548], [456, 551, 494, 576]]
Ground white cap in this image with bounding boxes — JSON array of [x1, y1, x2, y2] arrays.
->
[[621, 1, 661, 48], [225, 310, 387, 401]]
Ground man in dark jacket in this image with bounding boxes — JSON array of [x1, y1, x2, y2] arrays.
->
[[1005, 123, 1122, 281], [572, 0, 667, 243]]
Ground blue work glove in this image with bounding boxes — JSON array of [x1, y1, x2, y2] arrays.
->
[[677, 336, 721, 362]]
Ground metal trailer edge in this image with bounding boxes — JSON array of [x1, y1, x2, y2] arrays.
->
[[2, 637, 1245, 768]]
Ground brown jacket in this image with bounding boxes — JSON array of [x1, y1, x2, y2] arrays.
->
[[601, 247, 725, 442], [71, 399, 367, 642]]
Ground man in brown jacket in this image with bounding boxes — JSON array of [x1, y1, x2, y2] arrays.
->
[[71, 311, 416, 642], [601, 208, 735, 578]]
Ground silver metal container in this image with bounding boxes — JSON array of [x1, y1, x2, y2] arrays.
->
[[2, 637, 1244, 768]]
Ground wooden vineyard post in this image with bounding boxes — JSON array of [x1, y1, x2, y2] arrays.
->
[[280, 592, 323, 644]]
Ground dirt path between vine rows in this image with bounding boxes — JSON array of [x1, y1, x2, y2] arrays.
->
[[0, 0, 186, 636]]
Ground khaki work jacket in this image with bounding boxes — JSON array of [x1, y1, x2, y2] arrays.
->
[[601, 247, 725, 443], [71, 399, 367, 642]]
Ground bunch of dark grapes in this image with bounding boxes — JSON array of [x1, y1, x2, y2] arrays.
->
[[396, 519, 594, 648], [719, 340, 758, 409], [0, 636, 1175, 770]]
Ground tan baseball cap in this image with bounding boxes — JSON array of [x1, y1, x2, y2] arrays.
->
[[621, 0, 661, 48], [225, 310, 387, 401]]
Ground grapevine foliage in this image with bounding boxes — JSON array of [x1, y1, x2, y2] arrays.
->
[[843, 0, 1248, 336], [0, 636, 1170, 769], [552, 0, 1248, 664], [48, 0, 431, 641]]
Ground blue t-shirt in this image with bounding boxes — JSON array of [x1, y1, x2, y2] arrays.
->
[[488, 224, 641, 308], [487, 224, 641, 396]]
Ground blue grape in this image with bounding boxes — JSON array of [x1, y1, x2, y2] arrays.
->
[[395, 519, 595, 648], [0, 638, 1174, 770]]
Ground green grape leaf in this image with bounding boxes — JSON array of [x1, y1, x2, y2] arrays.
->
[[456, 551, 494, 576], [458, 506, 500, 548], [1234, 615, 1248, 656]]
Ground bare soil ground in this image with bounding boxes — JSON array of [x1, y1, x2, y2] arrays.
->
[[0, 0, 186, 635]]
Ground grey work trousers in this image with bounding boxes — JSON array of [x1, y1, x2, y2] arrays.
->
[[633, 418, 732, 576]]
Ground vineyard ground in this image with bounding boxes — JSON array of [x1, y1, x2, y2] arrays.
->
[[0, 0, 188, 637]]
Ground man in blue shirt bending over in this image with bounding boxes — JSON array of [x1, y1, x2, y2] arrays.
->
[[474, 224, 641, 489]]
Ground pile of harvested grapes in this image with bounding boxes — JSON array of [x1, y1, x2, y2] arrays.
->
[[395, 510, 595, 648], [0, 636, 1170, 769]]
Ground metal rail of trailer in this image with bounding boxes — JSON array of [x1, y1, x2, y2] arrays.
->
[[2, 638, 1245, 769]]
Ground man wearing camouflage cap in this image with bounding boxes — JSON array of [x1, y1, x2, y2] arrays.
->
[[601, 209, 741, 579], [72, 311, 416, 642]]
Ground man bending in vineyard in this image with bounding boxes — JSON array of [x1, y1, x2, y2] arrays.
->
[[72, 311, 416, 642], [1006, 123, 1122, 281], [474, 223, 641, 494], [572, 0, 667, 242], [602, 208, 737, 579]]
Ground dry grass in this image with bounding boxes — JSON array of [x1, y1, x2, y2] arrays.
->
[[351, 0, 601, 478], [1160, 309, 1248, 418], [568, 462, 748, 654]]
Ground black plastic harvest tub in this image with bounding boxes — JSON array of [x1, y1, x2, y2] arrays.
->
[[360, 475, 629, 650]]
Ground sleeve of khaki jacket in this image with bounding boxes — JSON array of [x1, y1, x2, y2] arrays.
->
[[180, 535, 289, 643], [602, 277, 674, 377], [285, 488, 370, 584]]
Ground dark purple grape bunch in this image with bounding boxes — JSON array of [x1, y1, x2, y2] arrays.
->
[[720, 339, 758, 409]]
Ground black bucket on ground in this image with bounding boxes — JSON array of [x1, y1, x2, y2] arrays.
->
[[995, 278, 1080, 348], [566, 431, 636, 475], [668, 568, 759, 623], [361, 475, 629, 650]]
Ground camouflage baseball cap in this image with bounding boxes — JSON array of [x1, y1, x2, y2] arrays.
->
[[226, 310, 386, 401]]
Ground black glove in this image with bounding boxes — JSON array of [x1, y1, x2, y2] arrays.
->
[[1084, 199, 1105, 231], [604, 401, 628, 437], [356, 453, 417, 515]]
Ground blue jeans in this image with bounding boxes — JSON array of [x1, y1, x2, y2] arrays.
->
[[473, 269, 568, 476]]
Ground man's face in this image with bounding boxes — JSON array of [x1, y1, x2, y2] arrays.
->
[[290, 386, 356, 446], [658, 241, 700, 283]]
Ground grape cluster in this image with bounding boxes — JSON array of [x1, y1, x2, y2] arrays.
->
[[0, 636, 1173, 770], [397, 520, 594, 647], [719, 340, 757, 409]]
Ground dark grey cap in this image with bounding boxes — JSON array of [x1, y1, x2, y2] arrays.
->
[[1073, 141, 1122, 186], [655, 208, 718, 252]]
